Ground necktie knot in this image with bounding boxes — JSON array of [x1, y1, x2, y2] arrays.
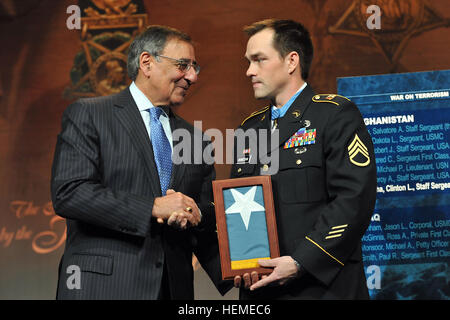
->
[[271, 108, 281, 120], [149, 107, 164, 120]]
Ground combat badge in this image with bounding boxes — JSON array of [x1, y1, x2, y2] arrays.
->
[[348, 133, 370, 167]]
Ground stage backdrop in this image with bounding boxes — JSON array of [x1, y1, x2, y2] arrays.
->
[[338, 69, 450, 299], [0, 0, 449, 299]]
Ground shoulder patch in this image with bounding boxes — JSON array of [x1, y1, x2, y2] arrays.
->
[[312, 94, 351, 106], [348, 133, 370, 167], [240, 106, 270, 126]]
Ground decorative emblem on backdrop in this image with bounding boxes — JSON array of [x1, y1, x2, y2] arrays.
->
[[64, 0, 147, 99], [88, 0, 134, 15], [329, 0, 450, 70]]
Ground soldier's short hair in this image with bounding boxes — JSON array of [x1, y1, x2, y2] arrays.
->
[[244, 19, 314, 80]]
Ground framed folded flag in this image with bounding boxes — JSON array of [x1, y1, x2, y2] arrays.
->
[[212, 176, 280, 280]]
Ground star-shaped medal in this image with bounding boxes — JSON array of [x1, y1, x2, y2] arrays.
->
[[225, 186, 265, 231]]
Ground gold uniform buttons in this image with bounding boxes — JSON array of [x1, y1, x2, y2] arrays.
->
[[296, 159, 302, 165]]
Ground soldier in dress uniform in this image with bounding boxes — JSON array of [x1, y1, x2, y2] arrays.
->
[[231, 19, 377, 299]]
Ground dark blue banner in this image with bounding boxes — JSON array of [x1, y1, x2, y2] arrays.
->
[[338, 70, 450, 300]]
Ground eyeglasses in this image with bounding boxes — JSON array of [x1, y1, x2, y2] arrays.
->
[[156, 54, 201, 75]]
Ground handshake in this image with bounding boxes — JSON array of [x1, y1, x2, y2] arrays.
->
[[151, 189, 202, 229]]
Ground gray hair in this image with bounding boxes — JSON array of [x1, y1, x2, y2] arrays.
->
[[127, 25, 192, 81]]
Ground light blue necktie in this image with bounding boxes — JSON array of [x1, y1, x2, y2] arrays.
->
[[271, 86, 305, 120], [271, 108, 281, 120], [149, 107, 172, 195]]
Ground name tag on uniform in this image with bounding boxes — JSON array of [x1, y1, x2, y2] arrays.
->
[[284, 128, 316, 149], [237, 149, 252, 164]]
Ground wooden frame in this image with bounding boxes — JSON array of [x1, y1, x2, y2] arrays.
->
[[212, 176, 280, 280]]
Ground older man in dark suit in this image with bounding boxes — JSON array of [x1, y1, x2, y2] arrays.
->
[[51, 25, 226, 299]]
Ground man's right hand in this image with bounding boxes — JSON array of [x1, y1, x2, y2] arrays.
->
[[152, 189, 201, 228]]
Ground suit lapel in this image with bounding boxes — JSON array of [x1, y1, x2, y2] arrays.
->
[[113, 88, 162, 197], [168, 111, 186, 191], [270, 84, 315, 154]]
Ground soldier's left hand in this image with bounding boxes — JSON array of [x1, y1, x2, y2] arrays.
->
[[249, 256, 300, 291]]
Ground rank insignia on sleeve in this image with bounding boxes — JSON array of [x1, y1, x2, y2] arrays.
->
[[348, 134, 370, 167], [284, 128, 316, 149], [325, 224, 348, 240]]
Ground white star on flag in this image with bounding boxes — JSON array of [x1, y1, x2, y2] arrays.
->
[[225, 186, 265, 230]]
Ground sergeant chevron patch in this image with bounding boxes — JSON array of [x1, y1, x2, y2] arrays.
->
[[348, 134, 370, 167], [325, 224, 348, 240]]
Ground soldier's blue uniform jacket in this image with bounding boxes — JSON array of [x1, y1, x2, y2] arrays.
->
[[231, 84, 377, 299]]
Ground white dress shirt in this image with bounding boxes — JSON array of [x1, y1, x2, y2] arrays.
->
[[129, 81, 173, 151]]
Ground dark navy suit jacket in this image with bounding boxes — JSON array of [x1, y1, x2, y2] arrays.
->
[[52, 88, 226, 299]]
